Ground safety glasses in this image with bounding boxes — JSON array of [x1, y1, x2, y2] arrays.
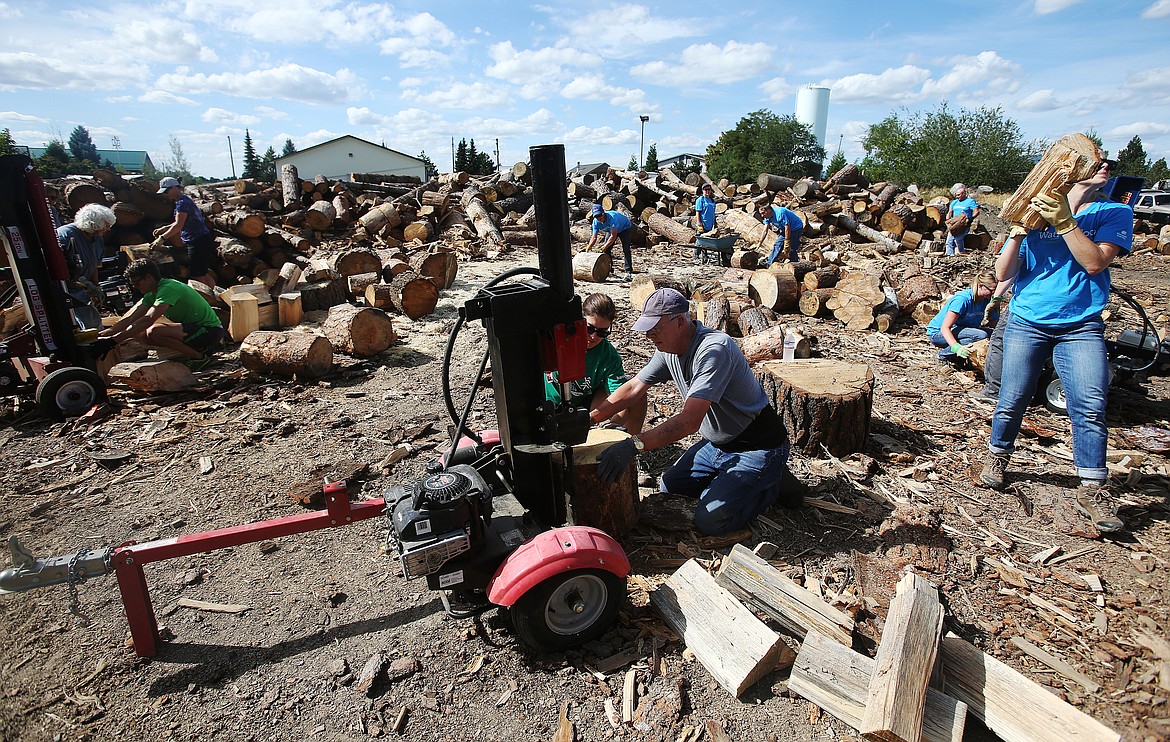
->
[[586, 323, 611, 337]]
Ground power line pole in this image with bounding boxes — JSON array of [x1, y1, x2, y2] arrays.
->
[[227, 136, 236, 179], [495, 138, 500, 172], [639, 115, 650, 170]]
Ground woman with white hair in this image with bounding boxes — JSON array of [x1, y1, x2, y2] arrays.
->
[[945, 183, 980, 256], [57, 202, 115, 329]]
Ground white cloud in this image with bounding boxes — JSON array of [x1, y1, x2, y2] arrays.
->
[[139, 90, 197, 105], [1017, 89, 1064, 112], [560, 74, 652, 113], [1107, 121, 1170, 138], [761, 77, 794, 102], [255, 106, 289, 121], [117, 19, 213, 63], [1123, 66, 1170, 105], [485, 41, 601, 88], [197, 0, 397, 44], [0, 111, 48, 123], [0, 51, 149, 90], [631, 41, 774, 86], [1034, 0, 1083, 13], [921, 52, 1021, 98], [154, 64, 363, 105], [458, 109, 560, 138], [562, 125, 639, 148], [538, 4, 704, 57], [1143, 0, 1170, 17], [828, 65, 932, 104], [202, 107, 261, 126], [379, 12, 458, 69], [404, 82, 512, 110]]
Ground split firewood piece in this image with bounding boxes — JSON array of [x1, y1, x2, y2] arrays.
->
[[860, 572, 945, 742], [277, 292, 303, 328], [411, 248, 458, 289], [270, 262, 302, 297], [572, 251, 611, 282], [737, 306, 772, 337], [715, 544, 854, 645], [1001, 133, 1102, 231], [240, 331, 333, 378], [570, 428, 640, 539], [940, 632, 1120, 742], [320, 304, 396, 357], [107, 360, 196, 393], [756, 359, 875, 457], [650, 559, 792, 697], [228, 293, 260, 343], [790, 629, 966, 742], [748, 270, 800, 312]]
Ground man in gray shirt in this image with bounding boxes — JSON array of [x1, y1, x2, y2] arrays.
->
[[591, 288, 796, 535]]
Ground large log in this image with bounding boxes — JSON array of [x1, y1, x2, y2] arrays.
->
[[758, 173, 796, 192], [738, 324, 812, 364], [790, 630, 967, 742], [572, 251, 611, 282], [240, 331, 333, 378], [650, 560, 791, 698], [297, 278, 347, 312], [320, 304, 396, 357], [860, 572, 945, 742], [757, 359, 875, 457], [210, 210, 266, 239], [411, 248, 458, 289], [803, 265, 840, 290], [280, 164, 300, 210], [332, 248, 382, 278], [736, 306, 771, 337], [64, 182, 106, 212], [106, 360, 196, 393], [629, 275, 687, 312], [464, 197, 504, 245], [827, 213, 902, 253], [644, 211, 697, 244], [748, 270, 800, 312], [720, 207, 769, 246], [358, 202, 403, 234], [895, 274, 941, 317], [1001, 133, 1102, 231], [569, 428, 640, 537], [385, 270, 439, 319], [305, 200, 337, 231]]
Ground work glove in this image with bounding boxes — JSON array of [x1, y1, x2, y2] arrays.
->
[[1008, 224, 1028, 239], [596, 438, 638, 483], [949, 343, 970, 359], [1029, 193, 1077, 235]]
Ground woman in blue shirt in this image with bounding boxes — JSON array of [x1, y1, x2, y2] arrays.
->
[[925, 271, 996, 360], [945, 183, 980, 256]]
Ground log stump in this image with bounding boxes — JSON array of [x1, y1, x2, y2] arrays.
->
[[570, 428, 640, 537], [748, 270, 800, 312], [386, 270, 439, 319], [629, 275, 687, 312], [573, 251, 612, 282], [412, 249, 458, 289], [240, 331, 333, 378], [799, 288, 837, 317], [320, 304, 396, 357], [757, 359, 875, 457], [107, 360, 196, 392], [332, 248, 382, 278]]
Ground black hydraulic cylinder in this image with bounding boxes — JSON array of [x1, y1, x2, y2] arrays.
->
[[529, 144, 573, 302]]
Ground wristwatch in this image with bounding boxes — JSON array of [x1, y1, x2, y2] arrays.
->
[[630, 434, 645, 452]]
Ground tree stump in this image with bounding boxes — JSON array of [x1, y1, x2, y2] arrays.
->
[[629, 275, 687, 312], [748, 270, 800, 312], [240, 331, 333, 378], [570, 428, 640, 537], [756, 359, 875, 457], [320, 304, 396, 357], [572, 251, 612, 282]]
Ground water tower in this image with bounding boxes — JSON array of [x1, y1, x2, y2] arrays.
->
[[795, 85, 831, 174]]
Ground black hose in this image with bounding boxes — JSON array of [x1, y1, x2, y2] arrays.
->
[[1111, 287, 1161, 373]]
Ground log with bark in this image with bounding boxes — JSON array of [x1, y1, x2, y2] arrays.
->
[[895, 274, 942, 317], [736, 306, 772, 337], [572, 251, 611, 282], [358, 202, 403, 235], [297, 278, 347, 312], [730, 250, 760, 270], [1000, 133, 1102, 231], [411, 248, 458, 289], [210, 210, 266, 239], [464, 197, 504, 246], [826, 213, 902, 254], [107, 360, 196, 393], [738, 324, 812, 364], [346, 272, 380, 299], [569, 428, 640, 537], [320, 304, 397, 357], [643, 211, 697, 244], [280, 164, 301, 210], [803, 265, 840, 290], [240, 331, 333, 378], [799, 288, 837, 318], [748, 270, 800, 312], [826, 272, 888, 330], [629, 275, 687, 312], [757, 359, 875, 457], [702, 296, 732, 334], [332, 248, 382, 278], [403, 220, 436, 243], [758, 173, 796, 193], [380, 270, 439, 319], [305, 200, 337, 231]]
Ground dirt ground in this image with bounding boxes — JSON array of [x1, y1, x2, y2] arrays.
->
[[1, 216, 1169, 742]]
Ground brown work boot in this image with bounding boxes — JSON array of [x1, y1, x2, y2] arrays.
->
[[980, 452, 1010, 490], [1075, 482, 1125, 534]]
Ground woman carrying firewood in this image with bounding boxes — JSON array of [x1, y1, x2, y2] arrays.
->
[[924, 271, 997, 362], [945, 183, 980, 255]]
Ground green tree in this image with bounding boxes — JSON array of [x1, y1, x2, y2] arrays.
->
[[1115, 136, 1149, 179], [160, 135, 193, 182], [670, 157, 703, 180], [1147, 158, 1169, 186], [705, 109, 826, 183], [826, 151, 848, 176], [68, 125, 99, 164], [1084, 129, 1104, 151], [35, 140, 72, 177], [281, 138, 297, 157], [418, 150, 439, 179], [859, 103, 1038, 191], [260, 146, 278, 182], [467, 138, 494, 175], [628, 154, 638, 170], [454, 138, 469, 171], [645, 143, 659, 172], [241, 129, 260, 179], [0, 128, 16, 156]]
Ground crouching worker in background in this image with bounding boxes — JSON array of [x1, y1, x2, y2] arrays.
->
[[100, 259, 224, 372], [589, 288, 801, 535], [925, 271, 997, 363], [545, 293, 647, 433]]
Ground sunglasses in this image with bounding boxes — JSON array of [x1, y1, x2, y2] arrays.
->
[[1098, 159, 1118, 174], [586, 323, 611, 337]]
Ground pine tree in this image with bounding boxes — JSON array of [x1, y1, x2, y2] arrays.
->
[[281, 138, 297, 157], [645, 143, 659, 172], [36, 140, 71, 177], [826, 151, 848, 175], [418, 150, 439, 179], [1148, 158, 1169, 186], [261, 146, 278, 182], [628, 154, 638, 170], [242, 129, 260, 179], [454, 138, 469, 172], [0, 128, 15, 157], [1115, 136, 1149, 179], [68, 126, 99, 163], [468, 139, 481, 174]]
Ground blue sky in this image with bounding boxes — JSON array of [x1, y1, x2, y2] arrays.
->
[[2, 0, 1168, 181]]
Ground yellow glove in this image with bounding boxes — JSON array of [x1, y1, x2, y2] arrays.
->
[[1029, 193, 1077, 235], [1008, 224, 1028, 239]]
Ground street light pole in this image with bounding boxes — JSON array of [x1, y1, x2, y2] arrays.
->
[[639, 115, 649, 170]]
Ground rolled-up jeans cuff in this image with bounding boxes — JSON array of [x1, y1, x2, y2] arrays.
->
[[988, 443, 1014, 455], [1076, 467, 1108, 481]]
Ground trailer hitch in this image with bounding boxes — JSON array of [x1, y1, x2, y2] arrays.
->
[[0, 535, 112, 594]]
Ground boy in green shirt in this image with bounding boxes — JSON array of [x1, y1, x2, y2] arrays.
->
[[545, 293, 646, 433], [101, 259, 224, 371]]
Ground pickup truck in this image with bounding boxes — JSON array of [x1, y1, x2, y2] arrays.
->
[[1134, 190, 1170, 224]]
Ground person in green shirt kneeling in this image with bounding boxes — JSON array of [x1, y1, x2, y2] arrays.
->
[[545, 293, 647, 433], [100, 259, 224, 371]]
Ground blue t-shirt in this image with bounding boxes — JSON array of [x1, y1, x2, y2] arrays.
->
[[56, 224, 104, 280], [1010, 200, 1133, 326], [592, 210, 633, 235], [636, 321, 767, 445], [175, 194, 210, 243], [926, 288, 988, 337], [949, 197, 979, 220], [695, 196, 716, 231], [761, 205, 802, 233]]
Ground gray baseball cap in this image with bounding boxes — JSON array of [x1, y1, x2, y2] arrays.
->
[[632, 288, 689, 332], [156, 177, 181, 193]]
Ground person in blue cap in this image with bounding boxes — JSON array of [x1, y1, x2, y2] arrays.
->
[[585, 203, 635, 281], [755, 200, 803, 265]]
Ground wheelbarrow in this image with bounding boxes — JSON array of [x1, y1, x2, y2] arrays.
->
[[695, 232, 740, 267]]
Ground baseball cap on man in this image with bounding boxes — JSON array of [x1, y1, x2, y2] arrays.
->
[[156, 177, 181, 194], [632, 288, 689, 332], [590, 203, 604, 216]]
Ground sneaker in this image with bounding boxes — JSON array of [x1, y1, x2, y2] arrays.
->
[[968, 390, 998, 405], [623, 273, 633, 282], [980, 452, 1010, 490], [185, 354, 212, 372], [1075, 483, 1125, 533]]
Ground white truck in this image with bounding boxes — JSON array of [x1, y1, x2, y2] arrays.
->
[[1134, 190, 1170, 224]]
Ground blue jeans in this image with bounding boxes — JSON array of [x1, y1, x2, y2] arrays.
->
[[929, 327, 989, 358], [945, 229, 967, 255], [661, 440, 791, 535], [766, 229, 803, 265], [989, 315, 1109, 480], [981, 306, 1010, 396]]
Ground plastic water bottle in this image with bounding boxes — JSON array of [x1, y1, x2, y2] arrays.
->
[[782, 330, 797, 361]]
